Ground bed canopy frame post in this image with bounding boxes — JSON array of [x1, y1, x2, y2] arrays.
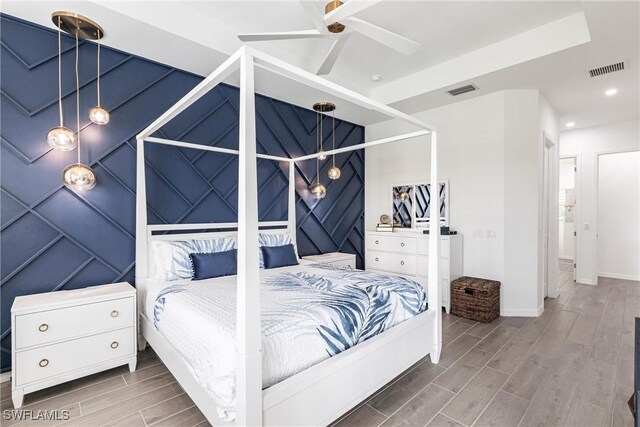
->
[[135, 137, 148, 350], [236, 50, 263, 426], [428, 132, 442, 363], [287, 161, 297, 245]]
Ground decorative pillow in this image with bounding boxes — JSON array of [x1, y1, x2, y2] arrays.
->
[[261, 244, 299, 269], [152, 237, 236, 281], [258, 233, 298, 268], [189, 250, 237, 280]]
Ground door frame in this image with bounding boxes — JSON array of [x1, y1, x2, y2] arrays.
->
[[593, 148, 640, 285], [542, 133, 559, 299], [559, 155, 578, 281]]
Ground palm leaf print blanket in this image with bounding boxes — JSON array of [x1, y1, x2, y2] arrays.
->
[[152, 262, 427, 421]]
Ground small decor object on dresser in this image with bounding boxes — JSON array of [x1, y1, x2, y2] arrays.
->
[[11, 282, 136, 409], [451, 276, 500, 323]]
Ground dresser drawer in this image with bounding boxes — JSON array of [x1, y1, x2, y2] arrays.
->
[[417, 257, 450, 278], [417, 238, 450, 258], [367, 235, 417, 254], [15, 297, 135, 350], [367, 251, 416, 275], [15, 327, 134, 386]]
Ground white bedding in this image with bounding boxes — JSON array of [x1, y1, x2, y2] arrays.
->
[[145, 261, 427, 421]]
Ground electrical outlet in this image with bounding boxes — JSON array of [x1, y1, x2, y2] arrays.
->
[[485, 230, 497, 238], [473, 229, 484, 238]]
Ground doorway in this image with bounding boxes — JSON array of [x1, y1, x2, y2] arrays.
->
[[542, 135, 557, 300], [559, 157, 576, 285], [596, 150, 640, 282]]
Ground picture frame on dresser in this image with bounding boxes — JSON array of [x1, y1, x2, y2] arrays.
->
[[10, 282, 137, 408], [391, 180, 449, 229]]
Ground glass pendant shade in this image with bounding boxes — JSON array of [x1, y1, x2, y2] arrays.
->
[[47, 126, 77, 151], [328, 166, 341, 180], [89, 106, 110, 125], [311, 183, 327, 199], [317, 150, 327, 161], [63, 163, 96, 191]]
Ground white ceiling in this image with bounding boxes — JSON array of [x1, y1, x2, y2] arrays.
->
[[2, 1, 638, 131]]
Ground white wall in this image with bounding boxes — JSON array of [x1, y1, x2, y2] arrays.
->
[[366, 90, 557, 316], [560, 119, 640, 284], [559, 158, 576, 260], [597, 151, 640, 280]]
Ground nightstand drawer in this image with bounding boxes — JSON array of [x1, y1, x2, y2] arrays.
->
[[15, 297, 134, 349], [15, 327, 134, 387]]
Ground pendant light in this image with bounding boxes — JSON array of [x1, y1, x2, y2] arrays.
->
[[314, 102, 335, 161], [327, 106, 341, 180], [89, 34, 109, 125], [53, 12, 99, 191], [310, 156, 327, 199], [46, 15, 77, 151]]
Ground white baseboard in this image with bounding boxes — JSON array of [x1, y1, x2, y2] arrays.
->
[[598, 272, 640, 281], [501, 305, 543, 317], [1, 371, 11, 383], [578, 278, 594, 285]]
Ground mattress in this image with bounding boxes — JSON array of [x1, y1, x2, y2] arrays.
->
[[146, 261, 427, 421]]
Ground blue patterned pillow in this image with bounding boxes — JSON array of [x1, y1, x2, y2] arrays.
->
[[189, 250, 237, 280], [258, 233, 298, 268], [152, 237, 236, 281]]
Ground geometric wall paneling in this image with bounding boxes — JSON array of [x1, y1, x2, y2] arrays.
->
[[0, 13, 364, 372]]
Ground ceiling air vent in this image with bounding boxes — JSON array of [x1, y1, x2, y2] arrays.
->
[[447, 84, 478, 96], [588, 61, 625, 78]]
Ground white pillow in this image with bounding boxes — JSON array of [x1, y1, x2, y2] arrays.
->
[[152, 237, 236, 281], [258, 233, 298, 268]]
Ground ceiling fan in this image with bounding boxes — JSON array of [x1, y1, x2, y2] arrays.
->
[[237, 0, 421, 75]]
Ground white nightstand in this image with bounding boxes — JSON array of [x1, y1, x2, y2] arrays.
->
[[11, 282, 137, 408], [302, 252, 357, 269]]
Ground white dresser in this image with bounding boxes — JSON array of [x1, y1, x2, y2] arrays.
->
[[11, 282, 137, 408], [302, 252, 356, 269], [365, 231, 463, 313]]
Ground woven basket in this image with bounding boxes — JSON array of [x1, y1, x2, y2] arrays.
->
[[451, 276, 500, 323]]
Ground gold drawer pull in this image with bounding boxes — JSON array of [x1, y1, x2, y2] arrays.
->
[[38, 324, 49, 332], [375, 240, 379, 244], [401, 261, 405, 265], [375, 257, 379, 262], [39, 359, 49, 368], [401, 242, 405, 247], [111, 310, 119, 318], [111, 341, 119, 349]]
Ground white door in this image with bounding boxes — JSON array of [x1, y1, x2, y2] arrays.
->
[[559, 157, 577, 280]]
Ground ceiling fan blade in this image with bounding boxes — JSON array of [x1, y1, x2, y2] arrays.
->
[[238, 29, 332, 42], [346, 17, 420, 55], [299, 0, 330, 32], [324, 0, 383, 25], [317, 34, 351, 75]]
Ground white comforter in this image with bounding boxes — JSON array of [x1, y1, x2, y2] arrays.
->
[[148, 262, 427, 421]]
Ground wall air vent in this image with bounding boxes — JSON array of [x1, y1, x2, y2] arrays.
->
[[447, 84, 478, 96], [588, 61, 625, 78]]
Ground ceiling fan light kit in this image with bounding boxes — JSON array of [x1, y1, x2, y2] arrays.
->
[[237, 0, 420, 75]]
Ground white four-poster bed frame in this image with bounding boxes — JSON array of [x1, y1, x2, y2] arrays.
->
[[135, 46, 441, 427]]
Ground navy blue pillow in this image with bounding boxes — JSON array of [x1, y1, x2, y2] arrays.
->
[[189, 249, 237, 280], [261, 244, 299, 269]]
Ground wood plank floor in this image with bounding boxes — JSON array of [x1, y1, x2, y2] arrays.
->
[[0, 273, 636, 427], [333, 273, 638, 427]]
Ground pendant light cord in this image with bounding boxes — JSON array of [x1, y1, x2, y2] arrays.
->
[[57, 16, 64, 127], [332, 110, 336, 167], [75, 30, 81, 164], [96, 35, 101, 107]]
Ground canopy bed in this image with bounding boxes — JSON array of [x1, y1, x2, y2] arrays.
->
[[135, 46, 441, 426]]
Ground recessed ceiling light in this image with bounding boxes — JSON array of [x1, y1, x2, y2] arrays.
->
[[605, 88, 618, 96], [566, 122, 575, 127], [371, 74, 382, 82]]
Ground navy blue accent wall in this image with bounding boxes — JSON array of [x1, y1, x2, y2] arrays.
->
[[0, 15, 365, 372]]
